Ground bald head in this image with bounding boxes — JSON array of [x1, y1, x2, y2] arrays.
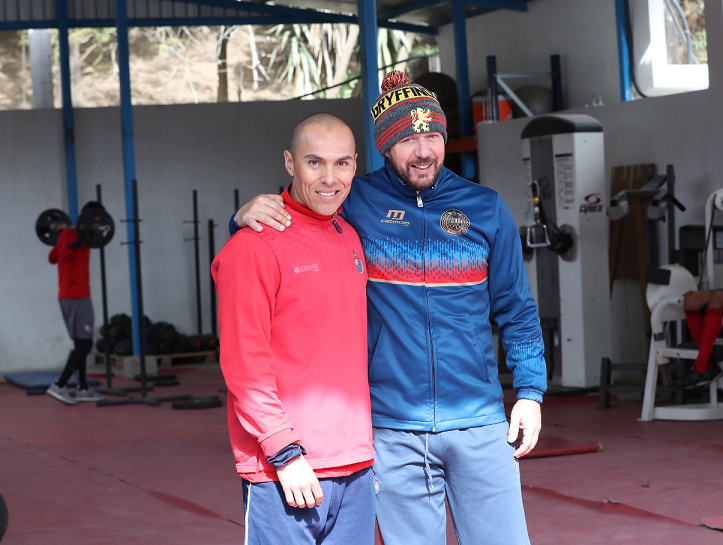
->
[[290, 113, 355, 158]]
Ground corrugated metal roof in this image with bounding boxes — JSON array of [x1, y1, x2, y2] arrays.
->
[[0, 0, 527, 30]]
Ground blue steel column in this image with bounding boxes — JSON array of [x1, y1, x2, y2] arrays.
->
[[452, 0, 474, 180], [116, 0, 142, 355], [357, 0, 384, 173], [57, 0, 79, 221], [615, 0, 633, 101]]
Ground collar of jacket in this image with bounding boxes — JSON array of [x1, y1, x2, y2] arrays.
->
[[381, 160, 451, 202], [283, 183, 342, 223]]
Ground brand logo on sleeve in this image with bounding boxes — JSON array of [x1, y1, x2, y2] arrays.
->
[[440, 209, 470, 236], [381, 210, 410, 227], [353, 250, 364, 274]]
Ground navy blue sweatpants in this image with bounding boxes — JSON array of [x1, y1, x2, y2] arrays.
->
[[241, 467, 375, 545]]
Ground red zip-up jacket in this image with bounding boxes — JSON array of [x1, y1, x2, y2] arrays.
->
[[211, 188, 373, 482], [48, 228, 90, 300]]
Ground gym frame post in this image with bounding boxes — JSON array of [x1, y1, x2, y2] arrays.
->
[[615, 0, 634, 102], [115, 0, 143, 355], [357, 0, 384, 174], [57, 0, 79, 222], [452, 0, 475, 181]]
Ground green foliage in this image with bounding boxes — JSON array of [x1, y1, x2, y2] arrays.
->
[[266, 23, 420, 98]]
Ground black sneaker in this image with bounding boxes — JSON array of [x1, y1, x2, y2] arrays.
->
[[680, 365, 723, 389]]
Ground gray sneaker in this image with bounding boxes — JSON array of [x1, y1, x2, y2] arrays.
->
[[46, 383, 78, 405], [75, 389, 105, 402]]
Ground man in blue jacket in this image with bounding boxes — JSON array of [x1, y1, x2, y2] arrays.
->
[[231, 72, 546, 545]]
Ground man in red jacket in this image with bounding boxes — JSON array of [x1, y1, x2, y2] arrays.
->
[[212, 114, 375, 544], [46, 202, 105, 405]]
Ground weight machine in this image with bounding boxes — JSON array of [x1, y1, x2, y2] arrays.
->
[[517, 114, 611, 388]]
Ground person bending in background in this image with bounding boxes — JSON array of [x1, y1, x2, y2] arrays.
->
[[683, 290, 723, 387], [212, 114, 375, 545], [46, 202, 105, 405]]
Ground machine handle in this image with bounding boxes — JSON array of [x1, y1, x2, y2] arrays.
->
[[527, 223, 551, 248]]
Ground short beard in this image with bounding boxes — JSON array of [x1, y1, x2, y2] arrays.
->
[[388, 157, 442, 192]]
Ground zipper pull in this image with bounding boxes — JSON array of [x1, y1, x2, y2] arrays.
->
[[332, 215, 343, 233], [416, 192, 423, 208]]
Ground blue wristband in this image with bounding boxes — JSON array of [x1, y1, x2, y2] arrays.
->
[[268, 444, 307, 468]]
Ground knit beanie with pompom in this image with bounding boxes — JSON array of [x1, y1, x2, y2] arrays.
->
[[371, 70, 448, 156]]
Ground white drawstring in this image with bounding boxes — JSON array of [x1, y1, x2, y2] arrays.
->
[[424, 433, 434, 490]]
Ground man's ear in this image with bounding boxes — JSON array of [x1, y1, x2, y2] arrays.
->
[[283, 150, 295, 178]]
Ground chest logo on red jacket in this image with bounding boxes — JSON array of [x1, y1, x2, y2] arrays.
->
[[353, 250, 364, 274], [440, 209, 470, 236]]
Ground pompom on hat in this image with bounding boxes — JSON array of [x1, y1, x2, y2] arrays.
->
[[371, 70, 448, 156]]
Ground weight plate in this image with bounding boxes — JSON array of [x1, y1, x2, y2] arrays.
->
[[35, 209, 71, 246], [75, 208, 115, 248]]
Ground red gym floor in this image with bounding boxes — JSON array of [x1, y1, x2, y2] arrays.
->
[[0, 368, 722, 544]]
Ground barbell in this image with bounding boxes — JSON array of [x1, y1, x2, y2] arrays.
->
[[35, 206, 115, 249]]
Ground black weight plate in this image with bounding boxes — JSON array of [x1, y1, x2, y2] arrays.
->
[[172, 396, 223, 410], [36, 208, 71, 246], [75, 208, 115, 248]]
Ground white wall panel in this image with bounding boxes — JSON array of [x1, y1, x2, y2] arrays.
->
[[438, 0, 620, 110]]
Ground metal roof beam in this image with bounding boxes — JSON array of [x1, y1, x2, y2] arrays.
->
[[428, 0, 527, 26], [0, 4, 437, 35], [0, 18, 433, 34], [0, 20, 56, 30], [378, 0, 527, 21], [378, 0, 444, 21], [173, 0, 344, 20], [384, 19, 436, 34], [170, 0, 437, 33], [464, 0, 527, 11]]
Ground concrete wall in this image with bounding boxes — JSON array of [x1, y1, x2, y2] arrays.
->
[[0, 99, 366, 373], [471, 1, 723, 363], [437, 0, 621, 109]]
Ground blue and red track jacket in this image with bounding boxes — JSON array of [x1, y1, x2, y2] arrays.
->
[[231, 163, 546, 433], [341, 163, 546, 432]]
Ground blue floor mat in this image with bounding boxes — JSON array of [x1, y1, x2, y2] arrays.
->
[[4, 371, 100, 390]]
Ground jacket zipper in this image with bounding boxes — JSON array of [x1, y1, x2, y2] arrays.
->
[[332, 214, 342, 233], [418, 191, 436, 431]]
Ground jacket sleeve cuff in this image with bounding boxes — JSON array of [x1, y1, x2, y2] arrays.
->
[[516, 389, 543, 404], [267, 443, 308, 468], [229, 210, 241, 236], [258, 427, 302, 458]]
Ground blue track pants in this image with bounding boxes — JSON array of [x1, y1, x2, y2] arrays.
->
[[241, 467, 375, 545], [373, 422, 530, 545]]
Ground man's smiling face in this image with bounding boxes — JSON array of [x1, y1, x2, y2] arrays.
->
[[386, 131, 445, 192], [285, 122, 357, 216]]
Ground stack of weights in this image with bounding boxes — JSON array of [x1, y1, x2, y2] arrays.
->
[[96, 313, 219, 355]]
